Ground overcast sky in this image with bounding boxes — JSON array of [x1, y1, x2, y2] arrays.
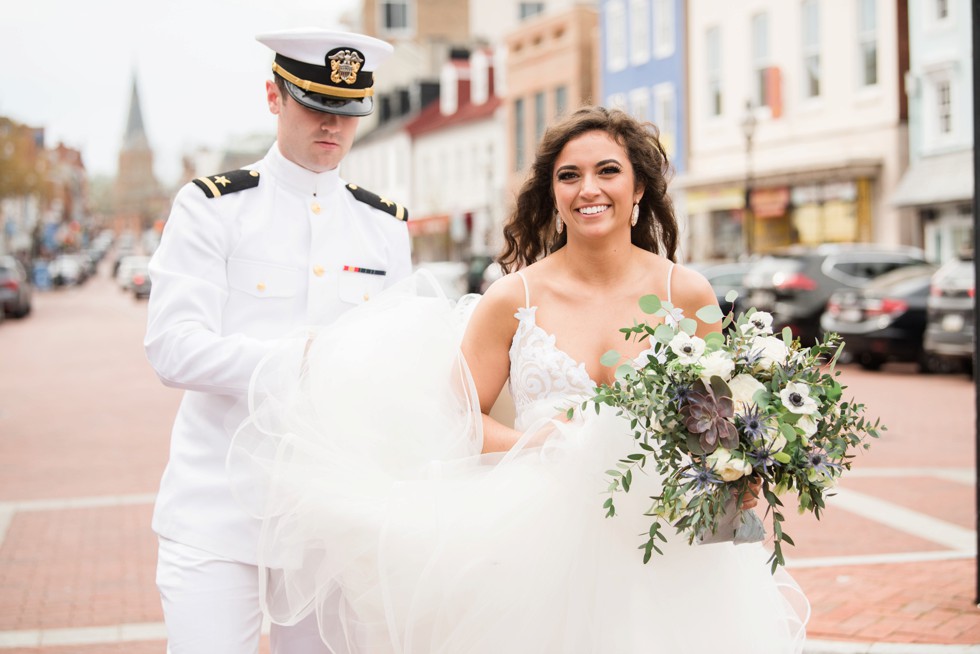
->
[[0, 0, 360, 185]]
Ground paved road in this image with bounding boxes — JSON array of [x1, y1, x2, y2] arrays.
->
[[0, 264, 977, 653]]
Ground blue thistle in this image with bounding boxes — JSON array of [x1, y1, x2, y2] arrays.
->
[[681, 464, 723, 494], [737, 404, 768, 440]]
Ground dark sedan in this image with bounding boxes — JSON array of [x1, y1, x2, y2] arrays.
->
[[820, 264, 937, 371], [742, 244, 928, 345]]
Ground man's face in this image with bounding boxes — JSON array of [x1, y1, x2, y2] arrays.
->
[[266, 80, 359, 173]]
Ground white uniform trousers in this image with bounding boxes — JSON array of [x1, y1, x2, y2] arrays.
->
[[157, 537, 356, 654]]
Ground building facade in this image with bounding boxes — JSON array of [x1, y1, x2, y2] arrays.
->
[[504, 4, 599, 207], [891, 0, 974, 263], [683, 0, 911, 261]]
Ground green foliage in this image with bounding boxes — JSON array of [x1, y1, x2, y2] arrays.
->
[[579, 295, 884, 572]]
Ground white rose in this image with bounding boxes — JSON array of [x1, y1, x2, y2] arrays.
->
[[699, 350, 735, 382], [728, 373, 766, 411], [707, 447, 754, 482], [669, 332, 706, 365], [739, 311, 774, 335], [779, 382, 819, 415], [753, 336, 789, 369]]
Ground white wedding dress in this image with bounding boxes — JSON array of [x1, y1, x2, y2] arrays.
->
[[228, 270, 808, 654]]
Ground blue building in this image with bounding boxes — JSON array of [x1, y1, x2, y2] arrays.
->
[[598, 0, 687, 175]]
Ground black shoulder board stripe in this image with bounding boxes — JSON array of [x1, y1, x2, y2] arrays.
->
[[192, 169, 260, 199], [346, 183, 409, 221]]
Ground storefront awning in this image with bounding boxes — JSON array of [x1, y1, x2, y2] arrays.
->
[[891, 149, 975, 208]]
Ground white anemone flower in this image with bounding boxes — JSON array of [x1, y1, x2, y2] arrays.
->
[[779, 382, 819, 415], [740, 311, 775, 335], [668, 332, 706, 364]]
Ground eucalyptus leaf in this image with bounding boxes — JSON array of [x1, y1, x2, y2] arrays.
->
[[782, 326, 793, 345], [638, 294, 662, 314], [600, 350, 621, 367], [724, 289, 739, 303], [696, 304, 724, 324], [679, 317, 698, 335], [615, 364, 634, 380], [653, 323, 676, 343]]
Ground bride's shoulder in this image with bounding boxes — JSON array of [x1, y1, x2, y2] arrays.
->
[[481, 272, 528, 310]]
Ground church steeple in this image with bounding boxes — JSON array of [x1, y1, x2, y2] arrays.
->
[[123, 75, 149, 150]]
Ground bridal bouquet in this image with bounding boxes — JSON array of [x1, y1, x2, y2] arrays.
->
[[578, 294, 882, 572]]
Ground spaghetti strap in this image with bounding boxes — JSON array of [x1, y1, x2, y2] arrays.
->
[[666, 262, 675, 305], [515, 270, 531, 308]]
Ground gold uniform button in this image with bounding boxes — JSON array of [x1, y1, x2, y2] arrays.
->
[[363, 293, 370, 301], [313, 265, 325, 277], [249, 170, 259, 177], [256, 282, 266, 292], [311, 202, 321, 214]]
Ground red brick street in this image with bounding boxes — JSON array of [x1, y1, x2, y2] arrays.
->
[[0, 266, 977, 653]]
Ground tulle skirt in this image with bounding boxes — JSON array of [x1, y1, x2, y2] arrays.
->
[[228, 272, 809, 654]]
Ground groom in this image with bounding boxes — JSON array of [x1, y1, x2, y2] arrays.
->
[[144, 28, 411, 653]]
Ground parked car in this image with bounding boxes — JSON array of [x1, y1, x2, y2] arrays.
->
[[48, 255, 85, 287], [923, 256, 974, 374], [820, 264, 937, 370], [741, 244, 928, 345], [132, 269, 152, 300], [116, 255, 152, 292], [0, 255, 32, 318], [687, 261, 754, 317]]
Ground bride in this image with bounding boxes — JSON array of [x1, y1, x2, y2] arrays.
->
[[229, 106, 809, 653]]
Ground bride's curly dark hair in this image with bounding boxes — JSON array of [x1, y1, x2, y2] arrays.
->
[[498, 106, 678, 273]]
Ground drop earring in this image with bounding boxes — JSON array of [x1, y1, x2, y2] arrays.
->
[[630, 203, 639, 227], [555, 210, 564, 234]]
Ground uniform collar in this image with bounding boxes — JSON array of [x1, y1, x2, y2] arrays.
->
[[265, 143, 343, 198]]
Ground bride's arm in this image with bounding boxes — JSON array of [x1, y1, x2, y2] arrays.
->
[[672, 265, 723, 337], [462, 275, 526, 453]]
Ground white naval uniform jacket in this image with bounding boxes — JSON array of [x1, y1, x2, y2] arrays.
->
[[144, 143, 412, 564]]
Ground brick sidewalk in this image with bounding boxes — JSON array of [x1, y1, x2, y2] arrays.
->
[[0, 272, 977, 652]]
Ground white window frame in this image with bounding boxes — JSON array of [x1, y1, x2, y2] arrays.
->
[[606, 92, 628, 111], [652, 0, 675, 59], [750, 12, 771, 108], [856, 0, 878, 88], [706, 25, 722, 117], [519, 2, 545, 20], [629, 0, 650, 65], [605, 0, 628, 72], [924, 68, 957, 146], [653, 82, 677, 152], [801, 0, 820, 99], [629, 87, 650, 122]]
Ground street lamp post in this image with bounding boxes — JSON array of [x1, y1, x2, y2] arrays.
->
[[741, 102, 758, 257]]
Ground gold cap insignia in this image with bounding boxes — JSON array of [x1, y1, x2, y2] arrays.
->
[[328, 49, 364, 85]]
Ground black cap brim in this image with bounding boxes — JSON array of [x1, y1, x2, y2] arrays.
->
[[283, 79, 374, 117]]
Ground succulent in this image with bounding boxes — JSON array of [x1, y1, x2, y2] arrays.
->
[[679, 376, 738, 455]]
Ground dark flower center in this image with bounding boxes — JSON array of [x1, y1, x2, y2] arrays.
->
[[789, 392, 803, 406]]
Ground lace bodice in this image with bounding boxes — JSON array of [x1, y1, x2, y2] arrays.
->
[[507, 268, 673, 430]]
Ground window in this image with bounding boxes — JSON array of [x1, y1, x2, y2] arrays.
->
[[379, 0, 411, 33], [653, 83, 677, 154], [519, 2, 545, 19], [857, 0, 877, 87], [514, 98, 526, 170], [706, 26, 722, 117], [652, 0, 675, 58], [751, 12, 770, 108], [606, 93, 628, 111], [801, 0, 820, 98], [605, 0, 628, 72], [629, 87, 650, 122], [937, 79, 952, 135], [629, 0, 650, 65], [936, 0, 948, 19], [555, 85, 568, 117], [534, 91, 547, 143]]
